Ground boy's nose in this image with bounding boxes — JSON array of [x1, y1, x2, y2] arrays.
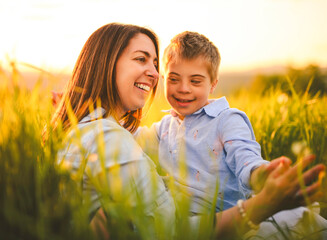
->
[[178, 82, 191, 93]]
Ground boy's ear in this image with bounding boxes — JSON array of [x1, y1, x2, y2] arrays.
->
[[210, 79, 218, 94]]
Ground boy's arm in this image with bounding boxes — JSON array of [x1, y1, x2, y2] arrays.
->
[[220, 110, 269, 197], [250, 156, 292, 193]]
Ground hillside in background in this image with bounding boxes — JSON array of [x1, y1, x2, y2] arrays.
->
[[216, 65, 288, 96], [6, 64, 326, 97], [12, 65, 290, 96]]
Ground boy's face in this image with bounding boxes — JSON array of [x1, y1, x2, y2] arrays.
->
[[164, 57, 217, 119]]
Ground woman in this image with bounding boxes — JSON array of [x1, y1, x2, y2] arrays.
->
[[52, 23, 175, 239], [51, 23, 326, 239]]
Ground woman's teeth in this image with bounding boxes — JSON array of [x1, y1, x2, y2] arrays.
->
[[134, 83, 150, 92]]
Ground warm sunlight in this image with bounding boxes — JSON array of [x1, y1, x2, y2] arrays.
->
[[1, 1, 327, 239], [1, 0, 327, 73]]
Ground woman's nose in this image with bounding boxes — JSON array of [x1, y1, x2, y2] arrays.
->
[[146, 64, 159, 83]]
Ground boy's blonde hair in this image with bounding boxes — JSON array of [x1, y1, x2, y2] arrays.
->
[[163, 31, 221, 82]]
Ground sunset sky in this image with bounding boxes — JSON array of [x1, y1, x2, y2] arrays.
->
[[1, 0, 327, 73]]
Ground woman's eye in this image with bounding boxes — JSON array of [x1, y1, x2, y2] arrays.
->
[[135, 57, 146, 62], [154, 60, 158, 69]]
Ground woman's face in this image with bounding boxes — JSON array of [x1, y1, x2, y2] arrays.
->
[[115, 33, 159, 118]]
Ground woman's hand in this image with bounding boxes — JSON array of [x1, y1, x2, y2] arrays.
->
[[90, 208, 110, 240], [257, 155, 325, 214], [250, 156, 292, 193]]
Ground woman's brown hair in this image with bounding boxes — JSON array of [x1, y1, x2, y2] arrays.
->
[[51, 23, 159, 133]]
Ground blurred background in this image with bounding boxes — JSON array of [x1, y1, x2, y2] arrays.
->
[[1, 0, 327, 95]]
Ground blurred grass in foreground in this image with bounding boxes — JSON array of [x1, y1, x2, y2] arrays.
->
[[0, 62, 326, 239], [0, 62, 93, 239]]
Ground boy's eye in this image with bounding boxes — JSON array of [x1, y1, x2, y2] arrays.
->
[[168, 77, 178, 83], [191, 79, 201, 84]]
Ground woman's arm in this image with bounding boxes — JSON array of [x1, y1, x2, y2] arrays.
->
[[214, 155, 325, 239]]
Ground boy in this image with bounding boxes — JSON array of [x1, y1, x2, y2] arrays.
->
[[136, 31, 274, 214], [136, 32, 327, 239]]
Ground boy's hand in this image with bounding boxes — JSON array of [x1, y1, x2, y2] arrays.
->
[[250, 156, 292, 194]]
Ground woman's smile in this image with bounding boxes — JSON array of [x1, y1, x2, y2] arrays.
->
[[115, 33, 158, 117], [134, 82, 151, 92]]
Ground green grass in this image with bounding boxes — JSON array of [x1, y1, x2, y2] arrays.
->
[[1, 62, 326, 239], [228, 84, 327, 165], [0, 63, 93, 239]]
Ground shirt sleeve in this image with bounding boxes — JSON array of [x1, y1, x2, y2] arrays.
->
[[83, 123, 175, 233], [219, 109, 269, 198], [134, 123, 161, 167]]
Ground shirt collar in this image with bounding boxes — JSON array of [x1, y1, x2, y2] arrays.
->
[[163, 97, 229, 118], [80, 107, 112, 123], [201, 97, 230, 117]]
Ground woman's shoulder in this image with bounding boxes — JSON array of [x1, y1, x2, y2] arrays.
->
[[62, 117, 132, 149], [64, 117, 143, 159], [79, 116, 126, 133], [78, 108, 126, 132]]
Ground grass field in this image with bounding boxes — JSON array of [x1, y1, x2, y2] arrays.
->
[[1, 63, 326, 239]]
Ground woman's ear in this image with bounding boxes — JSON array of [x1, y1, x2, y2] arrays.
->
[[210, 79, 218, 94]]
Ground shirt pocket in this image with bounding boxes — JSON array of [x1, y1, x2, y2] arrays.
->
[[205, 138, 224, 173]]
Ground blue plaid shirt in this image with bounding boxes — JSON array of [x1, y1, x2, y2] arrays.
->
[[58, 108, 175, 231], [136, 97, 268, 214]]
